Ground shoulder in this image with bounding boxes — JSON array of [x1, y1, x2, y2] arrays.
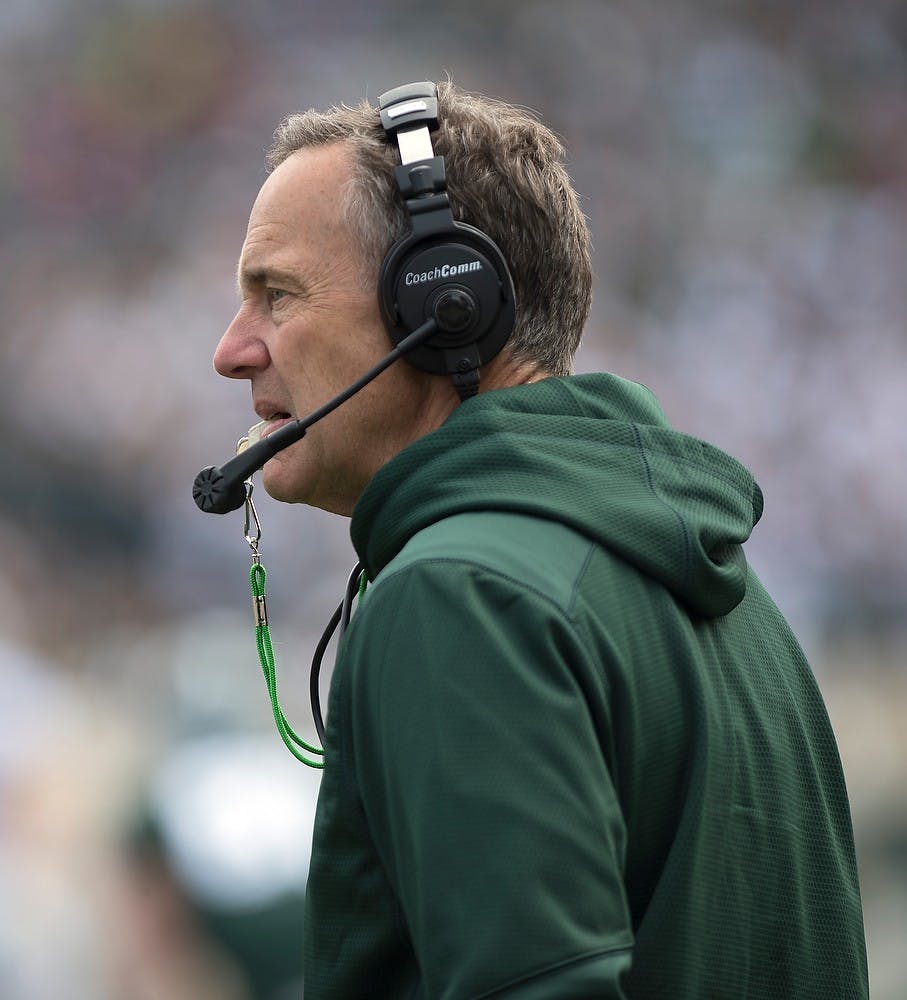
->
[[368, 511, 596, 617]]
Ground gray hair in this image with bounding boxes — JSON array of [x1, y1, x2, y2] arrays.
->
[[267, 81, 592, 376]]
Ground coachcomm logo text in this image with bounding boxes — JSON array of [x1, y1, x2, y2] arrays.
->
[[404, 261, 483, 286]]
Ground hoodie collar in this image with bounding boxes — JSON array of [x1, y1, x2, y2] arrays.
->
[[351, 374, 763, 619]]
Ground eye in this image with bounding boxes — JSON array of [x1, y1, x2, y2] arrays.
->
[[266, 287, 288, 307]]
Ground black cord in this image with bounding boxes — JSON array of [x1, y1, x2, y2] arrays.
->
[[341, 561, 364, 631], [309, 562, 365, 745]]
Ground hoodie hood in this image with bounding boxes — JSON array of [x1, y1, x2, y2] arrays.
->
[[351, 373, 763, 618]]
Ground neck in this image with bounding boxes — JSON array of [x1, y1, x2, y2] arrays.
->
[[479, 356, 552, 393]]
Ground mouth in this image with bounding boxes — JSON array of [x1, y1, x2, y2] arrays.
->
[[236, 411, 293, 454], [253, 403, 293, 431], [258, 412, 293, 439]]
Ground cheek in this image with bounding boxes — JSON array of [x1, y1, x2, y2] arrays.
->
[[272, 334, 354, 398]]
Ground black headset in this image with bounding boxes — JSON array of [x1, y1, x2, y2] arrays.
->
[[377, 82, 516, 400]]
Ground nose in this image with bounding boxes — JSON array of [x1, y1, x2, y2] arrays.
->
[[213, 305, 270, 378]]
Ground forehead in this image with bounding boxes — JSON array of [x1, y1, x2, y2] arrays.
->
[[237, 143, 360, 288]]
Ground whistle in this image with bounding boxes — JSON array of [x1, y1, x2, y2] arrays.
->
[[236, 419, 270, 456]]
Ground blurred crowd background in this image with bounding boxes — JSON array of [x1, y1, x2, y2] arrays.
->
[[1, 0, 905, 996]]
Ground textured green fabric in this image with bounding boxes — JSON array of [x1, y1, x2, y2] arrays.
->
[[303, 373, 868, 999]]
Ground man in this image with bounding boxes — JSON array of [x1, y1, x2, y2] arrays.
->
[[212, 82, 868, 998]]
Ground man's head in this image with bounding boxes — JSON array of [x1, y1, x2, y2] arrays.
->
[[268, 81, 592, 378], [213, 82, 592, 515]]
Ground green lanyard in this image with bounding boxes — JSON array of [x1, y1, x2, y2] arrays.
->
[[244, 480, 326, 769]]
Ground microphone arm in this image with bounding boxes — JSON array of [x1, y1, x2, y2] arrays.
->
[[193, 318, 440, 514]]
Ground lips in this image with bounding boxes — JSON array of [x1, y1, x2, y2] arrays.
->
[[231, 405, 293, 458], [251, 400, 292, 436]]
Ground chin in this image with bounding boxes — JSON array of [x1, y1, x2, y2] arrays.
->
[[260, 450, 358, 515], [261, 457, 308, 505]]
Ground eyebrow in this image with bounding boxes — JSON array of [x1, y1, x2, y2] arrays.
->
[[235, 263, 303, 297]]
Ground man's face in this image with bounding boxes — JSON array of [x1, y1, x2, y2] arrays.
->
[[213, 143, 450, 515]]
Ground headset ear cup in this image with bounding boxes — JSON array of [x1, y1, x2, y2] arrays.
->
[[379, 223, 516, 377], [377, 82, 516, 391]]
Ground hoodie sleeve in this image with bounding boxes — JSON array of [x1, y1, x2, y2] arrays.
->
[[343, 557, 634, 999]]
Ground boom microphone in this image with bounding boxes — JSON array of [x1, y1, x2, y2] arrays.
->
[[193, 318, 440, 514]]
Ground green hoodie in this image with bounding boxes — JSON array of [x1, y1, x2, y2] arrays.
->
[[303, 373, 867, 999]]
